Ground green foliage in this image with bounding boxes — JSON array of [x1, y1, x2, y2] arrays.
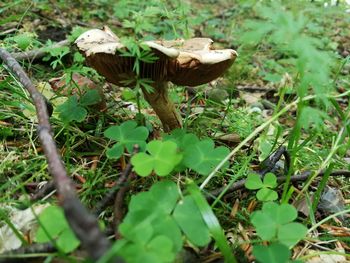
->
[[250, 202, 307, 247], [35, 206, 80, 253], [110, 181, 211, 263], [130, 129, 230, 177], [131, 140, 182, 176], [173, 196, 211, 246], [187, 181, 237, 263], [57, 95, 87, 123], [104, 120, 149, 159], [183, 139, 230, 176], [253, 243, 291, 263], [245, 173, 278, 201], [57, 90, 102, 123], [239, 2, 336, 101]]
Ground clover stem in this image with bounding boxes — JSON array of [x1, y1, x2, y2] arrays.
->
[[141, 81, 182, 132]]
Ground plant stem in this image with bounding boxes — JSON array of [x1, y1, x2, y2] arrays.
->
[[141, 81, 182, 132]]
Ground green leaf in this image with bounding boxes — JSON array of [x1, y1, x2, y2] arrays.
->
[[173, 196, 211, 247], [129, 181, 179, 214], [131, 140, 182, 176], [104, 121, 149, 159], [251, 202, 306, 246], [245, 173, 264, 190], [187, 180, 237, 263], [147, 235, 175, 262], [57, 95, 87, 123], [80, 89, 102, 106], [35, 206, 80, 253], [12, 33, 34, 50], [253, 243, 291, 263], [267, 203, 297, 225], [263, 173, 277, 188], [183, 139, 230, 175], [278, 223, 307, 247], [250, 210, 277, 241], [256, 188, 278, 201]]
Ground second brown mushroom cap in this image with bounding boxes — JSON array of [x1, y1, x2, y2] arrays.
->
[[75, 26, 237, 131]]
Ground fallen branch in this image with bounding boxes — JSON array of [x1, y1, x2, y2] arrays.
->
[[208, 170, 350, 201], [11, 40, 70, 61], [0, 48, 123, 262]]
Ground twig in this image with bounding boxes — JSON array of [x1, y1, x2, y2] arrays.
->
[[208, 170, 350, 200], [0, 242, 56, 263], [11, 40, 70, 61], [0, 48, 123, 262], [94, 161, 134, 216], [260, 145, 290, 174], [114, 171, 135, 239], [30, 180, 55, 201]]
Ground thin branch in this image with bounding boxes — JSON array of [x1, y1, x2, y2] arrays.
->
[[94, 161, 134, 216], [0, 48, 123, 262], [208, 170, 350, 200]]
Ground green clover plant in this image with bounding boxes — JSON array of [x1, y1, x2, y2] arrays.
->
[[130, 129, 230, 177], [104, 181, 211, 263], [35, 206, 80, 253], [104, 120, 149, 159], [250, 202, 307, 247], [245, 172, 278, 201], [57, 89, 102, 123]]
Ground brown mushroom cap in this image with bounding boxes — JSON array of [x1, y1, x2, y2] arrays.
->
[[75, 26, 237, 87]]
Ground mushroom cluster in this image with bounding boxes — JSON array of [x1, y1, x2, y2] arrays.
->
[[75, 26, 237, 131]]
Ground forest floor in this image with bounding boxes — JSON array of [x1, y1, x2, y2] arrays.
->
[[0, 1, 350, 263]]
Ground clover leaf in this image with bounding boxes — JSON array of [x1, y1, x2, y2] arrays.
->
[[131, 140, 182, 176], [57, 95, 87, 123], [183, 139, 230, 175], [35, 206, 80, 253], [245, 173, 278, 201], [104, 120, 149, 159], [251, 202, 307, 247], [253, 243, 291, 263], [173, 196, 210, 246]]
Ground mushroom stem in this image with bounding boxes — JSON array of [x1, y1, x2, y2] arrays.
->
[[141, 81, 182, 132]]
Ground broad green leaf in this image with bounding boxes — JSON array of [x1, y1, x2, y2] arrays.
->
[[35, 206, 80, 253], [253, 243, 291, 263], [119, 209, 156, 244], [106, 144, 124, 159], [256, 188, 278, 201], [148, 235, 175, 262], [278, 223, 307, 247], [250, 210, 277, 241], [80, 89, 102, 106], [104, 120, 149, 159], [263, 173, 277, 188], [152, 215, 183, 253], [264, 203, 297, 225], [251, 202, 305, 246], [183, 139, 229, 175], [131, 140, 182, 176], [57, 95, 87, 123], [129, 181, 179, 214], [173, 196, 210, 247], [187, 181, 237, 263], [245, 173, 264, 190]]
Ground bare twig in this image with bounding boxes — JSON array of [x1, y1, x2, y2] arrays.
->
[[0, 48, 123, 262], [114, 171, 135, 239], [30, 180, 55, 201], [0, 243, 56, 263], [11, 40, 70, 61], [208, 170, 350, 201], [94, 161, 134, 216]]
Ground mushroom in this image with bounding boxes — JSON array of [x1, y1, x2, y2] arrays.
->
[[75, 26, 237, 131]]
